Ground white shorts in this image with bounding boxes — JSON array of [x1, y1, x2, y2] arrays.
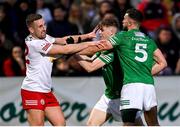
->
[[94, 94, 142, 121], [120, 83, 157, 111], [94, 94, 121, 121]]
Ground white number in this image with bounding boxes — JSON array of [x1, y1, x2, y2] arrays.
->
[[135, 43, 147, 62]]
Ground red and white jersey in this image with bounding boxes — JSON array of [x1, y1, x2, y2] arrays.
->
[[21, 34, 55, 93]]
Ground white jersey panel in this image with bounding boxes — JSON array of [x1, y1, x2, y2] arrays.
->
[[21, 34, 55, 93]]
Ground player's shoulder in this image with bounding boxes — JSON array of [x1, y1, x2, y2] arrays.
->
[[134, 31, 146, 37], [25, 35, 34, 42], [46, 34, 53, 38], [111, 31, 126, 40], [117, 31, 126, 36], [25, 35, 44, 47]]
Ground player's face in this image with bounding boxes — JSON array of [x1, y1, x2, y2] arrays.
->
[[99, 26, 117, 39], [122, 14, 130, 30], [123, 14, 136, 31], [31, 18, 46, 39]]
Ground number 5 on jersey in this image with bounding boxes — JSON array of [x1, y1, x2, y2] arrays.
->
[[135, 43, 148, 62]]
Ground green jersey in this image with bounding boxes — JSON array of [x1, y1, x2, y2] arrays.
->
[[109, 29, 157, 85], [96, 50, 123, 99]]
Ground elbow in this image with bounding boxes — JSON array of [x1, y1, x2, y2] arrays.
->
[[161, 61, 168, 70], [86, 67, 94, 73], [87, 69, 93, 73], [163, 61, 168, 69], [86, 65, 95, 73]]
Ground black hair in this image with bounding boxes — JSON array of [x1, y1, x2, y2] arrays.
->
[[126, 8, 143, 23]]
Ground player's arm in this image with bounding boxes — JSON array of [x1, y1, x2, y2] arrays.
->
[[47, 41, 98, 55], [175, 58, 180, 74], [76, 54, 97, 61], [54, 31, 96, 45], [99, 39, 114, 50], [78, 56, 105, 73], [77, 40, 113, 55], [152, 48, 167, 75], [77, 45, 103, 56]]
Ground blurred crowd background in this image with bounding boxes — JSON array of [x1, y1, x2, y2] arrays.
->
[[0, 0, 179, 77]]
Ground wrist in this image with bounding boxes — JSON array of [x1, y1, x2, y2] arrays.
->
[[86, 33, 92, 39]]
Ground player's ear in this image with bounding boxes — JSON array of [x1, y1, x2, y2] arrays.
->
[[128, 22, 132, 26], [28, 27, 34, 34]]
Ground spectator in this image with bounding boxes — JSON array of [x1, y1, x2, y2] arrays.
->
[[90, 0, 113, 30], [80, 0, 97, 32], [2, 0, 18, 37], [172, 13, 180, 41], [103, 10, 118, 20], [36, 0, 53, 24], [171, 13, 180, 75], [68, 3, 84, 34], [113, 0, 133, 30], [47, 5, 78, 37], [0, 29, 14, 76], [55, 0, 73, 12], [0, 5, 14, 40], [155, 26, 179, 74], [16, 0, 34, 45], [171, 0, 180, 15], [3, 46, 26, 76], [137, 0, 169, 38]]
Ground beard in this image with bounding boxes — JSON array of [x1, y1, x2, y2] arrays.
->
[[123, 26, 128, 31], [38, 32, 46, 39], [38, 35, 46, 39]]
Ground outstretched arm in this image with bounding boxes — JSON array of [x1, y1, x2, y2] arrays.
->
[[152, 49, 167, 75], [54, 30, 96, 45], [47, 41, 98, 55], [77, 55, 105, 73], [77, 45, 103, 56], [77, 40, 113, 55]]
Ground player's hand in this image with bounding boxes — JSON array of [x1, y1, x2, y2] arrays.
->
[[103, 29, 113, 39], [87, 25, 100, 39], [97, 40, 110, 50], [93, 24, 101, 34]]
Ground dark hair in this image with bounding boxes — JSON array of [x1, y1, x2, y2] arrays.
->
[[26, 14, 42, 27], [98, 0, 112, 8], [126, 8, 143, 23], [100, 17, 119, 29]]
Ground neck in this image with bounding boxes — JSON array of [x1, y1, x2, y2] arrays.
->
[[30, 34, 38, 39], [128, 25, 139, 31]]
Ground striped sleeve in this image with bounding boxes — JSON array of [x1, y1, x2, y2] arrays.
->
[[108, 32, 124, 47], [98, 51, 114, 64]]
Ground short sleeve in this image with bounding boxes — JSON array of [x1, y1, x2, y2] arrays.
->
[[151, 39, 158, 52], [31, 40, 53, 54], [45, 34, 55, 44], [98, 50, 114, 64], [108, 32, 124, 47], [95, 52, 101, 57]]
